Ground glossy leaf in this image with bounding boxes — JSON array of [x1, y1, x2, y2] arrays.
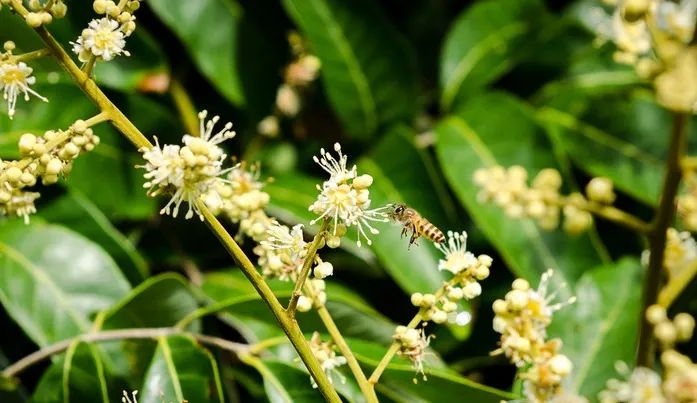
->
[[0, 221, 130, 346], [440, 0, 545, 110], [39, 192, 148, 285], [434, 92, 606, 287], [147, 0, 244, 105], [549, 258, 642, 398], [201, 270, 394, 343], [282, 0, 417, 137], [140, 335, 224, 403]]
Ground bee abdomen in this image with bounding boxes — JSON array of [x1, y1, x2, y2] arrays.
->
[[420, 221, 445, 244]]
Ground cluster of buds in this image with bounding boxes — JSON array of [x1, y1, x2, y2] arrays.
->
[[642, 228, 697, 280], [393, 325, 434, 382], [204, 162, 273, 241], [589, 0, 697, 112], [139, 110, 236, 220], [408, 231, 492, 325], [308, 143, 387, 247], [1, 119, 100, 222], [1, 41, 48, 119], [307, 332, 347, 388], [600, 308, 697, 402], [7, 0, 69, 27], [474, 165, 618, 235], [257, 32, 321, 137], [492, 271, 576, 402], [71, 0, 142, 63]]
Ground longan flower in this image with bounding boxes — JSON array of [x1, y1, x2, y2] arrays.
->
[[139, 111, 236, 220], [309, 143, 388, 246], [72, 17, 130, 62], [0, 60, 47, 119], [261, 222, 307, 261], [598, 363, 665, 403], [0, 189, 39, 224], [308, 332, 347, 388], [393, 325, 434, 381], [435, 231, 477, 274]]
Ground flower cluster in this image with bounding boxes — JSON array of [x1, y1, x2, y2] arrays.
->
[[492, 270, 576, 402], [71, 0, 141, 63], [204, 162, 273, 241], [642, 228, 697, 280], [0, 41, 47, 119], [257, 32, 321, 137], [393, 325, 434, 382], [474, 165, 618, 234], [9, 0, 69, 27], [409, 231, 492, 324], [309, 143, 388, 247], [1, 119, 100, 222], [588, 0, 697, 112], [307, 332, 347, 388], [139, 111, 236, 220], [599, 307, 697, 402]]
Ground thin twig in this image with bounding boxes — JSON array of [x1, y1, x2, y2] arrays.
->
[[14, 48, 51, 62], [287, 219, 329, 318], [636, 112, 689, 367], [658, 259, 697, 308], [2, 327, 248, 379]]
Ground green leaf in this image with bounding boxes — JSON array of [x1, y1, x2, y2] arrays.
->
[[282, 0, 417, 137], [201, 270, 395, 343], [249, 359, 326, 403], [140, 335, 224, 403], [549, 258, 642, 398], [147, 0, 244, 105], [102, 274, 200, 331], [39, 192, 148, 285], [434, 92, 605, 287], [440, 0, 545, 110], [32, 342, 111, 403], [349, 339, 515, 402], [0, 221, 131, 346]]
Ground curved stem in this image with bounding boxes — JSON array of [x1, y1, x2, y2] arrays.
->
[[658, 259, 697, 308], [636, 112, 689, 367], [2, 327, 249, 379], [287, 219, 329, 317]]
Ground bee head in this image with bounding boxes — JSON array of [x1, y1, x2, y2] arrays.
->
[[387, 203, 406, 220]]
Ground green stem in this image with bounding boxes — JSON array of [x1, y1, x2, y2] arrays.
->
[[13, 48, 51, 62], [287, 219, 329, 317], [197, 201, 341, 402], [368, 314, 422, 385], [82, 55, 97, 78], [636, 112, 689, 367], [658, 259, 697, 308], [15, 9, 341, 399], [170, 79, 200, 136]]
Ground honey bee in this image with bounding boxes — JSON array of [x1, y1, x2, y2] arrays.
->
[[387, 203, 445, 248]]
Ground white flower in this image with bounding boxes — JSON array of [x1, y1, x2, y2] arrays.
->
[[0, 189, 40, 224], [261, 222, 307, 261], [71, 17, 130, 62], [598, 364, 665, 403], [308, 332, 347, 388], [309, 143, 387, 247], [435, 231, 477, 274], [139, 111, 236, 220], [121, 390, 138, 403], [393, 326, 434, 381], [0, 61, 47, 119]]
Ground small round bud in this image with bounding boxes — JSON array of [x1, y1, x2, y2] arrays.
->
[[50, 2, 67, 18], [311, 279, 326, 291], [472, 265, 490, 280], [654, 321, 677, 345], [533, 168, 562, 190], [353, 174, 374, 189], [276, 84, 301, 117], [25, 12, 44, 27], [42, 174, 58, 185], [442, 301, 457, 313], [257, 116, 279, 137], [118, 12, 132, 23], [646, 304, 667, 325], [674, 313, 695, 341], [71, 119, 87, 134], [410, 292, 424, 307], [507, 289, 528, 310], [512, 278, 530, 291], [478, 254, 493, 267], [18, 133, 37, 155], [127, 1, 140, 11], [40, 12, 52, 24], [563, 209, 593, 235], [63, 142, 80, 157], [586, 177, 616, 204], [296, 296, 313, 312], [493, 299, 508, 315], [3, 41, 16, 51], [20, 172, 36, 186], [395, 325, 407, 335], [45, 158, 62, 176], [462, 281, 482, 299], [0, 190, 11, 203], [326, 235, 341, 248], [447, 287, 464, 300], [513, 336, 531, 352], [422, 294, 436, 307], [432, 310, 448, 324], [93, 0, 107, 13], [549, 354, 573, 376], [5, 166, 22, 182]]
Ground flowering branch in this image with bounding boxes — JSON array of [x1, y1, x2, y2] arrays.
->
[[1, 327, 249, 380], [658, 259, 697, 308], [637, 112, 689, 367], [287, 219, 329, 317], [13, 48, 51, 62]]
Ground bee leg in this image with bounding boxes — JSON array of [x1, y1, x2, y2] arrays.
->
[[401, 226, 408, 239], [408, 226, 419, 249]]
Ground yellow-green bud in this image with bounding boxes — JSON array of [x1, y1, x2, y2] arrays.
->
[[432, 310, 448, 324], [45, 158, 62, 176], [410, 292, 424, 307], [25, 12, 44, 27], [5, 166, 22, 182]]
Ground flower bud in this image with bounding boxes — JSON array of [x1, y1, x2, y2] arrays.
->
[[492, 299, 508, 315], [533, 168, 562, 190], [507, 289, 528, 310], [313, 261, 333, 279], [326, 235, 341, 248], [462, 281, 482, 299], [45, 158, 62, 176], [432, 310, 448, 324], [646, 304, 667, 325], [586, 177, 616, 204], [674, 313, 695, 341], [478, 254, 493, 267], [654, 321, 677, 345], [5, 166, 22, 182], [442, 301, 457, 313], [18, 133, 36, 155], [353, 174, 373, 189], [512, 278, 529, 291], [296, 296, 313, 312], [422, 293, 436, 307], [93, 0, 107, 13], [447, 287, 464, 300], [25, 12, 44, 27], [410, 292, 424, 307], [50, 2, 67, 18], [549, 354, 573, 376]]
